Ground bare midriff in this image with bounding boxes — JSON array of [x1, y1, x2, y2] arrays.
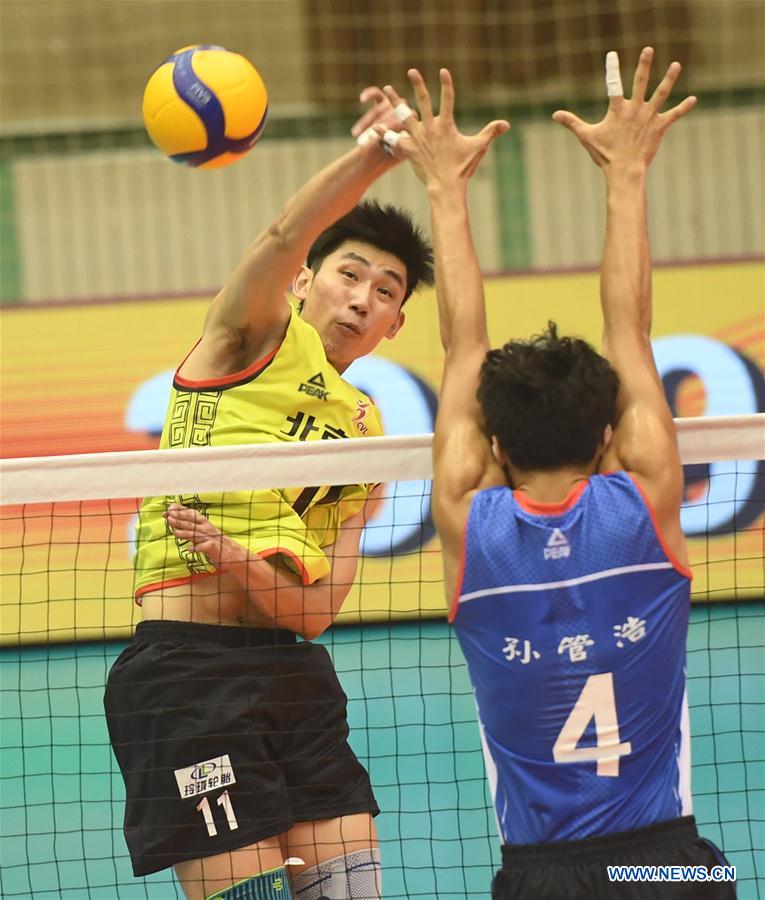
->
[[140, 573, 277, 628]]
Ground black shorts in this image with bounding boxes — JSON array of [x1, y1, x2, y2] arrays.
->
[[104, 620, 379, 876], [492, 817, 736, 900]]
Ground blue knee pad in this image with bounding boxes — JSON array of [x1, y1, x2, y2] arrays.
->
[[206, 866, 292, 900]]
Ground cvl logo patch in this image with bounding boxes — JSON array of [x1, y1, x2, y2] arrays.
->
[[352, 399, 371, 434]]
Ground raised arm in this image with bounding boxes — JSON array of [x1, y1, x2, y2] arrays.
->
[[382, 71, 507, 359], [381, 70, 508, 589], [553, 48, 696, 556], [183, 102, 404, 379]]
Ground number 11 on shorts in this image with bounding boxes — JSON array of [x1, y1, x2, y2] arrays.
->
[[197, 790, 239, 837]]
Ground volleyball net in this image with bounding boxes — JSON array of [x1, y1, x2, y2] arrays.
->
[[0, 415, 763, 899], [1, 1, 762, 897]]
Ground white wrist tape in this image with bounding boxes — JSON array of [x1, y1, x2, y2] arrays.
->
[[605, 51, 624, 97], [394, 102, 414, 123]]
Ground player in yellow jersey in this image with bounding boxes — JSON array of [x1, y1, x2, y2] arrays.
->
[[133, 306, 387, 602], [104, 94, 433, 900]]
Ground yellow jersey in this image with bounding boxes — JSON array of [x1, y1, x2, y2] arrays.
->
[[134, 307, 383, 600]]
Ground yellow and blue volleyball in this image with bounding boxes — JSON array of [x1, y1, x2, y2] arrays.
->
[[142, 45, 268, 169]]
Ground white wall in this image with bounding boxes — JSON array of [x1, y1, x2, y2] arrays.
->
[[523, 106, 764, 268], [14, 139, 501, 302]]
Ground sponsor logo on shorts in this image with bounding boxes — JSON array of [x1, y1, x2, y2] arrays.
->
[[174, 753, 236, 799], [298, 371, 330, 401]]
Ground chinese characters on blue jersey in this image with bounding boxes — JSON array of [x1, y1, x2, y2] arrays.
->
[[503, 617, 648, 664]]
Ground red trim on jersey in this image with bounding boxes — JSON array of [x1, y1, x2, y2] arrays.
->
[[627, 474, 693, 580], [256, 547, 312, 586], [134, 546, 312, 605], [134, 571, 218, 604], [512, 480, 588, 515], [447, 518, 470, 624], [174, 336, 203, 376], [173, 341, 281, 389]]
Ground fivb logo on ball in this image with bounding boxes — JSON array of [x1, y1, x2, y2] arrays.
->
[[142, 44, 269, 169]]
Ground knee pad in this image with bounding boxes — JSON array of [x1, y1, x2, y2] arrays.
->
[[206, 866, 292, 899], [291, 848, 382, 899]]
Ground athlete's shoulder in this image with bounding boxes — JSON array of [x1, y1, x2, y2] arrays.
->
[[591, 469, 645, 502], [284, 305, 325, 352], [595, 469, 633, 485], [340, 386, 382, 437], [470, 483, 513, 512], [462, 485, 513, 542], [274, 306, 333, 383]]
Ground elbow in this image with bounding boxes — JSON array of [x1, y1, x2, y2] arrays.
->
[[296, 587, 337, 640], [293, 581, 350, 639], [299, 591, 347, 639], [298, 617, 333, 641], [267, 215, 291, 252]]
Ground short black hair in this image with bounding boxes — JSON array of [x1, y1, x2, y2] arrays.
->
[[477, 322, 619, 471], [306, 201, 434, 302]]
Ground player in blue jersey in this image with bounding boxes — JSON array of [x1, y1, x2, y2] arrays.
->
[[381, 50, 736, 899]]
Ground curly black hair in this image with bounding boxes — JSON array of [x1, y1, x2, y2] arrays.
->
[[306, 201, 434, 303], [477, 322, 619, 471]]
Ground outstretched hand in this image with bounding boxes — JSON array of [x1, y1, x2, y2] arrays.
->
[[552, 47, 696, 172], [351, 85, 415, 143], [375, 68, 509, 188]]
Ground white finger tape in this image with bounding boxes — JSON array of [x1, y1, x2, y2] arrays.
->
[[394, 102, 414, 123], [382, 129, 409, 156], [605, 50, 624, 97], [356, 127, 378, 147]]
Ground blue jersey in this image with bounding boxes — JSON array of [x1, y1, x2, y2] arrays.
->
[[450, 471, 693, 845]]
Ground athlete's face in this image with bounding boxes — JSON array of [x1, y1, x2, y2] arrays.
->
[[294, 241, 406, 373]]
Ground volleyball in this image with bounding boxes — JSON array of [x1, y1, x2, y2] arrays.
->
[[142, 45, 268, 169]]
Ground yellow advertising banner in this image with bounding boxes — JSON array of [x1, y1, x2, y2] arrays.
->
[[1, 261, 763, 644]]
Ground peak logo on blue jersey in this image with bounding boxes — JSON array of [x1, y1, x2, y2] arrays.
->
[[544, 528, 571, 560], [298, 371, 329, 401]]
